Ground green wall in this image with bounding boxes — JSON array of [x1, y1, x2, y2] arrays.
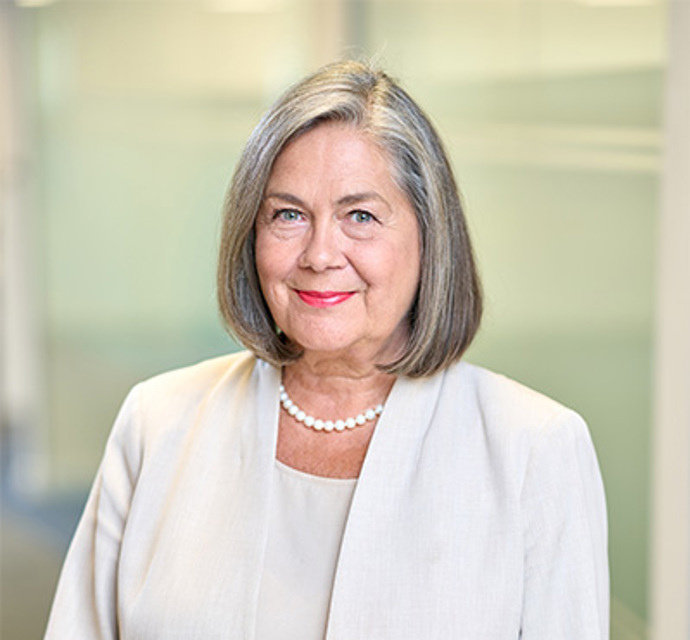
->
[[21, 1, 662, 635]]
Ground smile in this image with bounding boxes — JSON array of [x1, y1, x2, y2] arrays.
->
[[295, 290, 355, 308]]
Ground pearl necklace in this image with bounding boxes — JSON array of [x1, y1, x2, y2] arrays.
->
[[279, 384, 384, 433]]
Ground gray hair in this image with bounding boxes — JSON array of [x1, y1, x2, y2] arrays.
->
[[217, 60, 482, 378]]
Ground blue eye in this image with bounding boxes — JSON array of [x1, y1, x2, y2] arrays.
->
[[276, 209, 302, 222], [351, 210, 374, 224]]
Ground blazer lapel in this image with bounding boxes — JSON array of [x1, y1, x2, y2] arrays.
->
[[241, 359, 282, 636], [325, 371, 446, 639]]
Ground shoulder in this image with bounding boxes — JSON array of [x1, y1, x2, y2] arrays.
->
[[440, 360, 592, 450], [92, 351, 273, 517], [136, 350, 258, 399], [440, 361, 604, 512], [117, 351, 264, 449], [447, 361, 580, 422]]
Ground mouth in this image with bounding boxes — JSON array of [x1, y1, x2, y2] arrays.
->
[[295, 290, 355, 308]]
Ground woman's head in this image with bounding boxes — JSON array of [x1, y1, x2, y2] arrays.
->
[[217, 60, 482, 377]]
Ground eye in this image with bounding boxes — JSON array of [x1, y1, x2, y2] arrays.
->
[[274, 208, 303, 222], [349, 210, 376, 224]]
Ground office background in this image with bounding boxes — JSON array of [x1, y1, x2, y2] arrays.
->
[[1, 0, 683, 638]]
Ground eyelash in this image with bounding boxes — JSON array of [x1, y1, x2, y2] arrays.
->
[[273, 208, 303, 222], [270, 208, 378, 225], [348, 210, 376, 224]]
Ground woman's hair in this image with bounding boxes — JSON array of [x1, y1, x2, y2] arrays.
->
[[217, 60, 482, 378]]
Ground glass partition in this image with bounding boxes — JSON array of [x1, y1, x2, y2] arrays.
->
[[2, 1, 663, 636]]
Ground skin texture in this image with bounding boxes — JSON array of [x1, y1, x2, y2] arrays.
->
[[254, 123, 421, 477]]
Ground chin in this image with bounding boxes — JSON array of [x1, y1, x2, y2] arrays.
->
[[294, 338, 358, 356], [283, 321, 353, 350]]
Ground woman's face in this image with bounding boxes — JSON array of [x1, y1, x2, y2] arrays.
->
[[255, 122, 421, 364]]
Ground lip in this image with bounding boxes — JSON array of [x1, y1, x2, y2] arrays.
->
[[295, 290, 355, 308]]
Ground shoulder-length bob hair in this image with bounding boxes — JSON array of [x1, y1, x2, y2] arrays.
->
[[217, 60, 482, 378]]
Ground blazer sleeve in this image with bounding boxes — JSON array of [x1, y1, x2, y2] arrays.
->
[[520, 411, 609, 639], [44, 385, 143, 640]]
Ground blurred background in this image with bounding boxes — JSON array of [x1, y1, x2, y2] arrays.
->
[[0, 0, 685, 637]]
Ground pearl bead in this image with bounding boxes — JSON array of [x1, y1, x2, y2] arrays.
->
[[279, 384, 386, 434]]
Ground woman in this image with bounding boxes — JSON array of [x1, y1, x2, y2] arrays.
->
[[45, 61, 608, 639]]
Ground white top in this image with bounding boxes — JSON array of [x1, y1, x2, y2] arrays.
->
[[44, 353, 609, 639], [255, 462, 357, 640]]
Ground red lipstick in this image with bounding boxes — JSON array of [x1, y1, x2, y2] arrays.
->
[[296, 290, 355, 308]]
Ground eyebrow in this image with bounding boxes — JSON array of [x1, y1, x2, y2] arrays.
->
[[263, 192, 306, 207], [336, 192, 385, 206], [264, 191, 385, 207]]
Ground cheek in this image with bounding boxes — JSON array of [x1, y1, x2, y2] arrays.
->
[[255, 230, 283, 286], [255, 242, 297, 317], [393, 252, 421, 314], [365, 248, 420, 303], [395, 231, 422, 283]]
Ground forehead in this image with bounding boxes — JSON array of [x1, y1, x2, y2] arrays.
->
[[269, 123, 396, 183]]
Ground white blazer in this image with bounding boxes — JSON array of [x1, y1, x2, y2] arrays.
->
[[45, 352, 609, 639]]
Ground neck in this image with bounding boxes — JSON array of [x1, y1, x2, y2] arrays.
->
[[282, 352, 396, 417]]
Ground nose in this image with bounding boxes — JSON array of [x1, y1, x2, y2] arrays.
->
[[298, 219, 346, 272]]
